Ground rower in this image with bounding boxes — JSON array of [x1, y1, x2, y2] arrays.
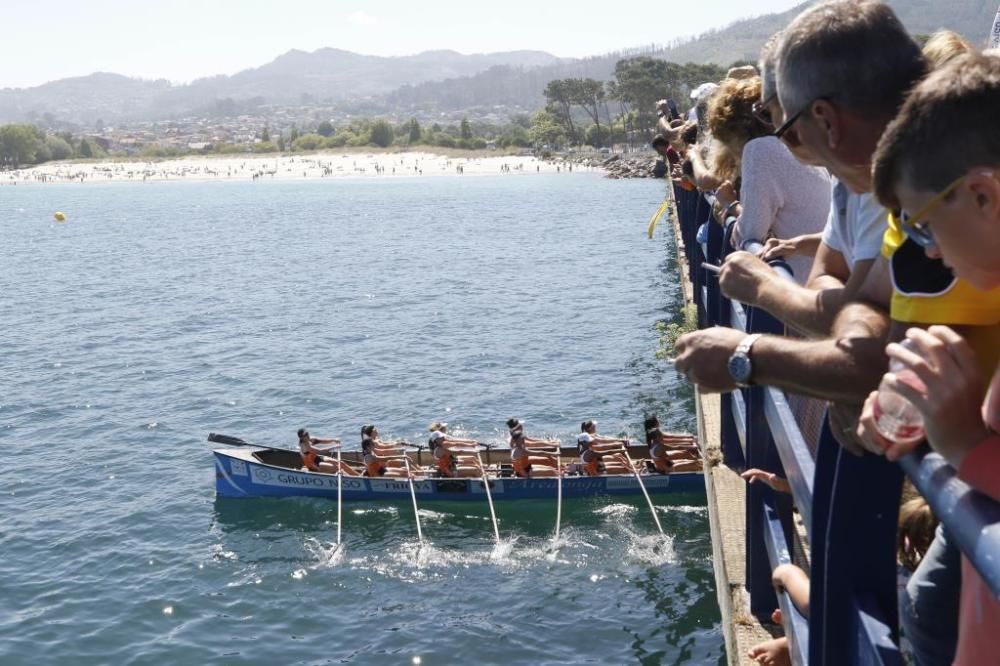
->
[[297, 429, 360, 476], [576, 420, 631, 476], [360, 424, 419, 479], [508, 419, 560, 478], [428, 422, 480, 478], [643, 415, 702, 474]]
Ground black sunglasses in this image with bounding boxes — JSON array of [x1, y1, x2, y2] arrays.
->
[[752, 94, 777, 128], [772, 95, 833, 140]]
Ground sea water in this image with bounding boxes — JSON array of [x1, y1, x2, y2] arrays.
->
[[0, 174, 722, 664]]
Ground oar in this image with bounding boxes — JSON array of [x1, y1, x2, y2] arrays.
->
[[208, 432, 290, 453], [547, 445, 563, 545], [475, 450, 501, 543], [336, 447, 343, 548], [401, 456, 424, 545], [616, 446, 664, 535], [209, 433, 366, 474]]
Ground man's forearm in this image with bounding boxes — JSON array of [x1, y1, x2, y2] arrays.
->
[[752, 335, 888, 402], [754, 277, 847, 338], [752, 302, 890, 402]]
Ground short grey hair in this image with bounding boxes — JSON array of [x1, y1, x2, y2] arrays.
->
[[759, 33, 781, 101], [776, 0, 926, 119]]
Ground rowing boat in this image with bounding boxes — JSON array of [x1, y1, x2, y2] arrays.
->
[[213, 444, 705, 501]]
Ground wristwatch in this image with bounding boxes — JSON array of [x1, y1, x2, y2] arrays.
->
[[728, 334, 763, 388]]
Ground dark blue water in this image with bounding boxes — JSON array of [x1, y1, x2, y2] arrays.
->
[[0, 175, 721, 665]]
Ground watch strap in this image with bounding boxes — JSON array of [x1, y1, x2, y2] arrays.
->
[[737, 333, 762, 356]]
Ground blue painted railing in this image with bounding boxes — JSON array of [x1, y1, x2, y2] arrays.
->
[[669, 184, 1000, 665]]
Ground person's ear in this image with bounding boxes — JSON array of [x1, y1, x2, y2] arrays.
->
[[968, 171, 1000, 222], [810, 99, 840, 149]]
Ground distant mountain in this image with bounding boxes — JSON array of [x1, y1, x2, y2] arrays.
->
[[654, 0, 996, 65], [0, 49, 566, 125], [1, 0, 995, 125], [0, 73, 171, 126], [379, 0, 999, 115]]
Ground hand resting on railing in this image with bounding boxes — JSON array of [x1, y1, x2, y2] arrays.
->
[[760, 233, 823, 262], [741, 468, 791, 494]]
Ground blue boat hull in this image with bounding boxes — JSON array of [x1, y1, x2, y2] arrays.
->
[[214, 449, 706, 501]]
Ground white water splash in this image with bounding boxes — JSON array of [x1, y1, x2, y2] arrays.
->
[[594, 503, 638, 518], [304, 537, 345, 568], [625, 532, 677, 567], [489, 536, 519, 562]]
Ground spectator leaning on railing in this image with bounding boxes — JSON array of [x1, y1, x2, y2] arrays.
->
[[858, 51, 1000, 666], [706, 74, 831, 284], [715, 31, 888, 339]]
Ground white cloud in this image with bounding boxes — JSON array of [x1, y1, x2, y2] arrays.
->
[[348, 11, 378, 27]]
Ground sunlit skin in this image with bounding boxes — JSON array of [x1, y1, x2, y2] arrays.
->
[[855, 171, 1000, 460], [776, 99, 884, 193], [765, 96, 820, 166], [894, 171, 1000, 290]]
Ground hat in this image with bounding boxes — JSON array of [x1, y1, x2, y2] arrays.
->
[[690, 82, 719, 101]]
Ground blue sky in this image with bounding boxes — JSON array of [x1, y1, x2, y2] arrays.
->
[[4, 0, 806, 88]]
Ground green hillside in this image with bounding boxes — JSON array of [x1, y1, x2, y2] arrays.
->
[[660, 0, 997, 65]]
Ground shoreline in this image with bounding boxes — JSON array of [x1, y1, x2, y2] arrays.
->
[[2, 150, 604, 185]]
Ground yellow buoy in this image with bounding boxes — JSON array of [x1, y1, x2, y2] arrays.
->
[[54, 212, 66, 222]]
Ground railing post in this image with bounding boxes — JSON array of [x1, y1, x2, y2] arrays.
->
[[809, 418, 904, 665], [704, 213, 724, 328], [743, 305, 787, 619]]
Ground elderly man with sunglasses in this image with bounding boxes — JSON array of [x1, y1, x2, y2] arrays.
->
[[714, 34, 888, 340]]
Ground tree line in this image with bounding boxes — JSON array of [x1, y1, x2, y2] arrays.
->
[[0, 124, 107, 168], [537, 58, 727, 149], [2, 56, 731, 166]]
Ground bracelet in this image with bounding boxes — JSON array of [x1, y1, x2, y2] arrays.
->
[[723, 200, 740, 217]]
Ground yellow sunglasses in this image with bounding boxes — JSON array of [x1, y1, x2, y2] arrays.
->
[[898, 170, 997, 248]]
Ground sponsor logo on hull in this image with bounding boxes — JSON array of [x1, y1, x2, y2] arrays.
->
[[250, 466, 366, 491], [606, 476, 671, 489], [369, 479, 434, 493]]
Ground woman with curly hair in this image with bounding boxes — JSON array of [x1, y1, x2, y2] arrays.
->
[[708, 75, 831, 284]]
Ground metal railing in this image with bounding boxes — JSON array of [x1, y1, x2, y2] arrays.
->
[[669, 183, 1000, 665]]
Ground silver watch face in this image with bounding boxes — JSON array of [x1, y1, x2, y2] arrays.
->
[[728, 354, 752, 384]]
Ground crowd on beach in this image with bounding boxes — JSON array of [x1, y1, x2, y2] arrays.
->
[[0, 153, 596, 185], [643, 1, 999, 664]]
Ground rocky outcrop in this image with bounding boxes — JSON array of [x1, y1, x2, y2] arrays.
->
[[602, 154, 661, 179]]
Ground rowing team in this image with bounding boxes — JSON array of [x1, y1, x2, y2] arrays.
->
[[296, 415, 701, 479]]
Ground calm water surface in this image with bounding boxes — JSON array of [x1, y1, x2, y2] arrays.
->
[[0, 174, 722, 665]]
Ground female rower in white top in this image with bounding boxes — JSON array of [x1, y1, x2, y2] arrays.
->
[[576, 420, 632, 476], [427, 422, 481, 478]]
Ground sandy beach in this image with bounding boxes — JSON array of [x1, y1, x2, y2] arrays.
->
[[2, 151, 600, 185]]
